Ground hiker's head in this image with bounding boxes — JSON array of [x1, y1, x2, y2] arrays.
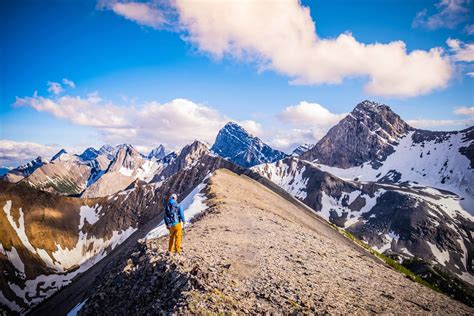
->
[[170, 193, 177, 201]]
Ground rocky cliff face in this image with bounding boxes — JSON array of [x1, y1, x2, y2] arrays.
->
[[253, 157, 474, 304], [301, 100, 412, 168], [211, 122, 287, 167]]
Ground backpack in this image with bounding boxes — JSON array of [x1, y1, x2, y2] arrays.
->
[[165, 201, 180, 226]]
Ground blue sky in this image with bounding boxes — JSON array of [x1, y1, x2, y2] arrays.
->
[[0, 0, 473, 166]]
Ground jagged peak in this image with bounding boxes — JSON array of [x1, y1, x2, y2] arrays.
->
[[78, 147, 100, 160], [16, 156, 47, 170], [99, 144, 114, 152], [51, 149, 68, 161], [221, 121, 252, 136], [115, 143, 135, 151], [148, 145, 166, 159], [354, 100, 391, 114], [180, 140, 211, 155]]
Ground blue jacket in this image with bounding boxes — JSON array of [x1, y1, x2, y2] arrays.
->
[[164, 198, 185, 228]]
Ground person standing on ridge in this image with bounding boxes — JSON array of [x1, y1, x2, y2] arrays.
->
[[165, 193, 185, 253]]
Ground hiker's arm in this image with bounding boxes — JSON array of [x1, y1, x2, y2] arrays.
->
[[179, 205, 185, 223]]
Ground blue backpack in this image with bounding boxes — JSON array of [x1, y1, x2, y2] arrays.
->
[[165, 201, 180, 226]]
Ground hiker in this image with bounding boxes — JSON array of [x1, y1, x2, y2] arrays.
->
[[165, 193, 185, 253]]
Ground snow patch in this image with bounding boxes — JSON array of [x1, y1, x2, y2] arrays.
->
[[427, 241, 450, 267], [78, 205, 102, 229], [6, 247, 25, 275], [119, 167, 133, 177], [146, 177, 210, 240], [3, 201, 36, 254], [8, 227, 137, 310]]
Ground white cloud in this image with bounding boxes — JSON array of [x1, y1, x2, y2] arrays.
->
[[101, 0, 453, 98], [455, 106, 474, 115], [268, 128, 319, 153], [109, 1, 166, 29], [447, 38, 474, 62], [270, 101, 346, 152], [407, 118, 473, 129], [62, 78, 76, 88], [14, 85, 245, 151], [467, 71, 474, 77], [278, 101, 346, 127], [15, 92, 129, 128], [171, 0, 453, 98], [238, 120, 262, 136], [412, 0, 471, 30], [0, 140, 61, 167], [47, 81, 64, 95]]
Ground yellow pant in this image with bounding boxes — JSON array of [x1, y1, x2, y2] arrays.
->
[[168, 222, 182, 253]]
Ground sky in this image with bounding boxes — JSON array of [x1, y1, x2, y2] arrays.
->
[[0, 0, 473, 167]]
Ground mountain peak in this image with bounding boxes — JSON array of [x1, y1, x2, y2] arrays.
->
[[222, 121, 253, 137], [301, 100, 411, 168], [148, 145, 166, 160], [211, 122, 286, 168], [78, 147, 100, 161], [51, 149, 68, 161]]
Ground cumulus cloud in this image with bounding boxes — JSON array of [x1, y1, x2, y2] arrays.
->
[[271, 101, 346, 151], [455, 106, 474, 115], [14, 84, 261, 151], [0, 140, 61, 167], [412, 0, 472, 30], [278, 101, 346, 127], [268, 128, 319, 153], [447, 38, 474, 62], [15, 92, 129, 128], [173, 0, 453, 98], [102, 0, 453, 98], [238, 120, 263, 136]]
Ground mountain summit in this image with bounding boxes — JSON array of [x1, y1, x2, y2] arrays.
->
[[302, 100, 412, 168], [211, 122, 287, 167], [148, 145, 166, 160]]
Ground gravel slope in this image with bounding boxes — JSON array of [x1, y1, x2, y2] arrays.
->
[[81, 169, 472, 314]]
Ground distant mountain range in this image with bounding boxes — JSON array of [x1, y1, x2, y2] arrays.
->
[[1, 100, 473, 313]]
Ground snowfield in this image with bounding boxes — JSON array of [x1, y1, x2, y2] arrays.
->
[[316, 131, 473, 214], [1, 199, 137, 312]]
